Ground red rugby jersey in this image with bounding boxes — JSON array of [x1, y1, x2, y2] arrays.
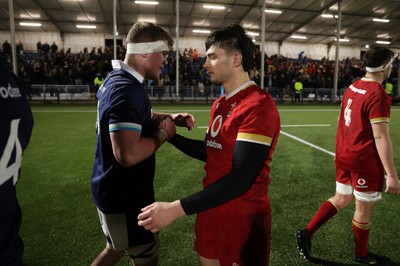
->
[[336, 78, 391, 171], [204, 81, 280, 212]]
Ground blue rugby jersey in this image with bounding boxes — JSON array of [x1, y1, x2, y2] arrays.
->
[[91, 61, 158, 215], [0, 57, 34, 265]]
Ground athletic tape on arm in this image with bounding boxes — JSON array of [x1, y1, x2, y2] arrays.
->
[[126, 40, 169, 54]]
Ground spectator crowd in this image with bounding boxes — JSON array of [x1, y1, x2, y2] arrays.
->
[[2, 39, 399, 98]]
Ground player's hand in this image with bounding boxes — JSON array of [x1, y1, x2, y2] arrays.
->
[[137, 200, 185, 233], [151, 117, 162, 131], [171, 113, 195, 131], [159, 116, 176, 139], [384, 175, 400, 195]]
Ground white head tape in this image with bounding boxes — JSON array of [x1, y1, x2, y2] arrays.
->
[[366, 56, 394, 72], [126, 40, 169, 54]]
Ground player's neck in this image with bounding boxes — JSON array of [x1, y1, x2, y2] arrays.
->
[[222, 71, 250, 94], [363, 73, 384, 84]]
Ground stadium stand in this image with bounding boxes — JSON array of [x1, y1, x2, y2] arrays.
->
[[1, 43, 398, 104]]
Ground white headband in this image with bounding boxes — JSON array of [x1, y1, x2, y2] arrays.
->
[[366, 56, 394, 72], [126, 40, 169, 54]]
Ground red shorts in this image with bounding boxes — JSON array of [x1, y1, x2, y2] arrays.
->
[[194, 203, 271, 266], [336, 162, 384, 192]]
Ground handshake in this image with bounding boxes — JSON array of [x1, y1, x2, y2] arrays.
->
[[152, 113, 195, 149]]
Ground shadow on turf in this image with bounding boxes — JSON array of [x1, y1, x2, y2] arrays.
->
[[306, 256, 397, 266]]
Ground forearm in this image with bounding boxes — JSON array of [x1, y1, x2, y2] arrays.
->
[[181, 141, 269, 215], [153, 111, 170, 120], [180, 171, 250, 215], [137, 200, 186, 233], [112, 131, 169, 167], [169, 134, 207, 161], [130, 136, 160, 164], [169, 200, 186, 220], [154, 112, 196, 131], [375, 137, 398, 178]]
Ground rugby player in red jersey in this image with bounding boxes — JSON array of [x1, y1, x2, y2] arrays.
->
[[297, 46, 400, 264], [138, 24, 281, 266]]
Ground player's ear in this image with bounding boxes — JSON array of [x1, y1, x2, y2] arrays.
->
[[233, 53, 242, 67]]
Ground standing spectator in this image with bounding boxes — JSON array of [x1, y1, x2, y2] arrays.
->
[[16, 41, 24, 55], [89, 47, 97, 60], [384, 79, 393, 96], [167, 46, 175, 62], [93, 73, 104, 97], [72, 63, 83, 85], [182, 48, 189, 62], [36, 41, 42, 53], [193, 48, 199, 62], [3, 40, 11, 55], [294, 78, 303, 102], [41, 42, 50, 57], [296, 45, 400, 264], [298, 51, 305, 63], [90, 21, 194, 266], [51, 42, 58, 55], [188, 47, 194, 64], [65, 48, 71, 56], [277, 72, 286, 96], [0, 55, 34, 266], [97, 47, 103, 57], [50, 42, 58, 61], [138, 24, 281, 266]]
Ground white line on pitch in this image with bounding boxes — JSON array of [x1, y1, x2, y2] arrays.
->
[[281, 124, 330, 127], [196, 127, 335, 156], [197, 124, 331, 129], [280, 130, 335, 157], [32, 110, 96, 112]]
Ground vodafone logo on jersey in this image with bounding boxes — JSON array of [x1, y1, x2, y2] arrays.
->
[[210, 115, 223, 137], [0, 83, 21, 99], [207, 115, 223, 150], [356, 178, 368, 188]]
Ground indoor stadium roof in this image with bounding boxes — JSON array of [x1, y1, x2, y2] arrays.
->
[[1, 0, 400, 49]]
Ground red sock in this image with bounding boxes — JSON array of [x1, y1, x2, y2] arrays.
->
[[306, 200, 338, 238], [352, 218, 370, 257]]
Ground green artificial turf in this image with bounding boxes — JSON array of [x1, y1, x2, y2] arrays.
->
[[18, 104, 400, 265]]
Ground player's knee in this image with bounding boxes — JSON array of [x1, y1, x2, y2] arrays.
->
[[126, 240, 159, 266]]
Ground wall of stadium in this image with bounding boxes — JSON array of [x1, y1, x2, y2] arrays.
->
[[2, 31, 399, 60]]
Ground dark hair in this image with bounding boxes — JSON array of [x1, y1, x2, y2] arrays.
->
[[363, 45, 394, 68], [125, 21, 173, 48], [205, 24, 255, 72]]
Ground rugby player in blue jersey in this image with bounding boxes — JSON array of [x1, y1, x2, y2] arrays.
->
[[91, 22, 194, 266], [0, 56, 34, 266]]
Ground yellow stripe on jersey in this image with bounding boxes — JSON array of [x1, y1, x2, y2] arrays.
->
[[370, 117, 389, 124], [237, 132, 272, 146]]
